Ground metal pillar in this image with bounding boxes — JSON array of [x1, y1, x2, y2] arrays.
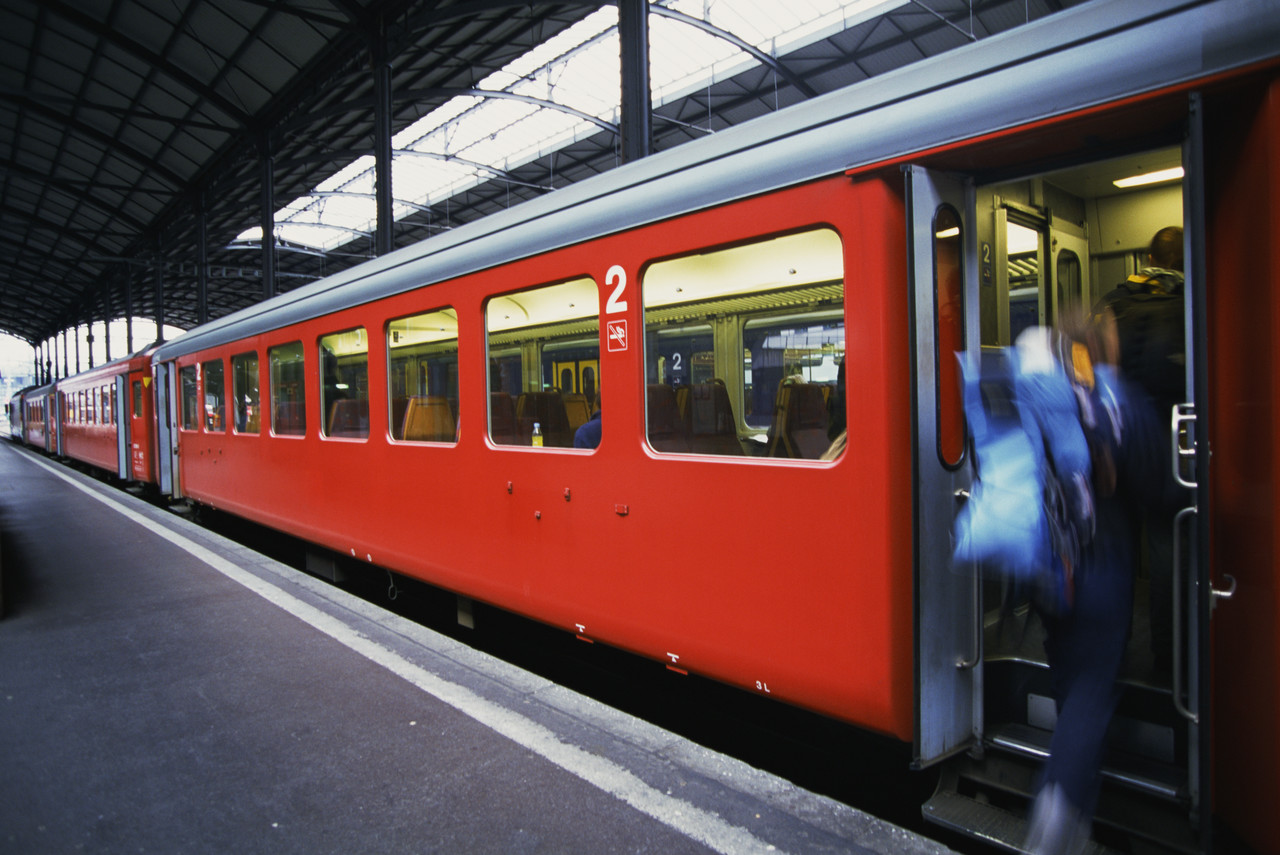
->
[[618, 0, 652, 163], [154, 245, 166, 344], [125, 273, 134, 353], [102, 289, 111, 362], [197, 196, 209, 325], [260, 136, 277, 299], [373, 21, 394, 256]]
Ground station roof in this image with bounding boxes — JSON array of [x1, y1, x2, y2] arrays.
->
[[0, 0, 1079, 348]]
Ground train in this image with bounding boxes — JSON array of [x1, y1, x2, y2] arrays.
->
[[8, 0, 1279, 851]]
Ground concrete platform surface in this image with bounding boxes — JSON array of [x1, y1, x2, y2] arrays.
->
[[0, 442, 955, 855]]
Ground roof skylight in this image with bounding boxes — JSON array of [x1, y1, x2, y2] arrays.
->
[[236, 0, 904, 253]]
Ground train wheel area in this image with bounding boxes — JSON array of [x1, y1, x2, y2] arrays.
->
[[0, 440, 955, 855]]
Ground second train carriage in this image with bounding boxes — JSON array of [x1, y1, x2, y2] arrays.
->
[[55, 349, 160, 484], [6, 0, 1273, 851]]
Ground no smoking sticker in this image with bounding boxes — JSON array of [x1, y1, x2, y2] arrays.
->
[[606, 319, 628, 352]]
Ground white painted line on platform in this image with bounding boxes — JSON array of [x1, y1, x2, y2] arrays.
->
[[24, 452, 784, 855]]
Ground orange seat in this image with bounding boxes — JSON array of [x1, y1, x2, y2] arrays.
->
[[767, 381, 830, 459], [327, 398, 368, 437], [515, 391, 572, 447], [489, 393, 518, 444], [563, 392, 592, 434], [274, 402, 305, 435], [401, 395, 456, 442], [646, 384, 689, 453], [686, 380, 742, 455]]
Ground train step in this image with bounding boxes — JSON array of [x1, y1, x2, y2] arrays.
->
[[988, 722, 1184, 802], [922, 781, 1116, 854], [924, 740, 1202, 854]]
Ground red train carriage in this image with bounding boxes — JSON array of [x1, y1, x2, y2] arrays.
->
[[21, 382, 57, 453], [56, 349, 159, 484], [138, 1, 1276, 852], [7, 390, 26, 441]]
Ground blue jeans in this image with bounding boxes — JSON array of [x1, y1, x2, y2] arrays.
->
[[1040, 497, 1135, 816]]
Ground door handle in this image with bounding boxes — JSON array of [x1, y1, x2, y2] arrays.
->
[[1172, 404, 1197, 489], [1211, 573, 1237, 612]]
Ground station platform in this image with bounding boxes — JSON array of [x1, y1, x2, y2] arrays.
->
[[0, 442, 956, 855]]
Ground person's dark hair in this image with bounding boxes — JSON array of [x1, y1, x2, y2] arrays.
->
[[1149, 226, 1183, 271]]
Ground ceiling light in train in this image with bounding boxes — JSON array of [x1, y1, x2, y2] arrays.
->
[[1113, 166, 1184, 188]]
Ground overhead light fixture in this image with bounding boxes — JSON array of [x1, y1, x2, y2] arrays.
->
[[935, 227, 960, 238], [1113, 166, 1184, 188]]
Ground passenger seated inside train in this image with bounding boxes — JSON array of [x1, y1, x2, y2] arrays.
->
[[573, 394, 601, 449]]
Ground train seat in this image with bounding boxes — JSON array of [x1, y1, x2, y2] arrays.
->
[[489, 393, 518, 444], [686, 379, 742, 455], [515, 391, 572, 447], [401, 395, 456, 442], [390, 396, 410, 438], [562, 392, 592, 434], [674, 385, 690, 421], [273, 402, 305, 435], [767, 381, 830, 459], [327, 398, 368, 438], [646, 384, 690, 453]]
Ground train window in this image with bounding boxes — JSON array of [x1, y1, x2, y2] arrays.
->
[[319, 328, 370, 440], [231, 352, 259, 434], [269, 341, 306, 436], [934, 205, 965, 468], [388, 309, 458, 443], [132, 380, 143, 418], [179, 365, 199, 430], [486, 278, 599, 449], [203, 360, 225, 432], [642, 228, 845, 459]]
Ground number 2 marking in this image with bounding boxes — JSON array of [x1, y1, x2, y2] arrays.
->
[[606, 265, 628, 314]]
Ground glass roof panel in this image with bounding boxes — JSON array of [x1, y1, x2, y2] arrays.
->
[[247, 0, 905, 252]]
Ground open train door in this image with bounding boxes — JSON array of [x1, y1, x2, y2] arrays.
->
[[154, 360, 180, 498], [904, 165, 982, 767], [114, 375, 130, 480]]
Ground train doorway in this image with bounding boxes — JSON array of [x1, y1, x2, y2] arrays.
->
[[921, 141, 1218, 853]]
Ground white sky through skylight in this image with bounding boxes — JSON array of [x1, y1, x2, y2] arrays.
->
[[237, 0, 904, 252]]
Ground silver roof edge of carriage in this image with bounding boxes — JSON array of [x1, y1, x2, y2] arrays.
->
[[151, 0, 1280, 364]]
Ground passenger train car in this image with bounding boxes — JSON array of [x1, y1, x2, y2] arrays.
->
[[9, 0, 1279, 851], [8, 350, 159, 483], [54, 349, 159, 483]]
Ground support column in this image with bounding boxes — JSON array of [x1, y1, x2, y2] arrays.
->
[[86, 324, 94, 370], [373, 19, 394, 257], [197, 195, 209, 325], [102, 288, 111, 362], [61, 331, 68, 379], [618, 0, 652, 163], [260, 136, 277, 300], [155, 246, 166, 345], [125, 273, 134, 353]]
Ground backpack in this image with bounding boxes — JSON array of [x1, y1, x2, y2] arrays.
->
[[951, 328, 1124, 615]]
